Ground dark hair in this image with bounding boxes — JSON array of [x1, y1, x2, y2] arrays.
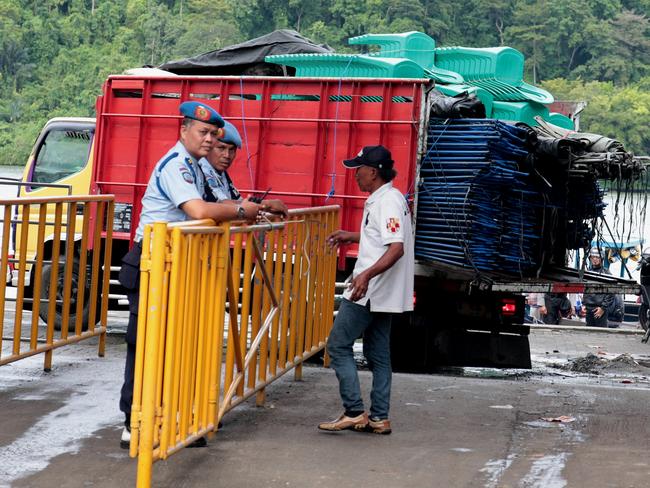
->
[[378, 166, 397, 182], [181, 117, 195, 128]]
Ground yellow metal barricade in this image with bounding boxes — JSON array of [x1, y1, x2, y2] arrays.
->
[[131, 206, 339, 488], [0, 195, 114, 370]]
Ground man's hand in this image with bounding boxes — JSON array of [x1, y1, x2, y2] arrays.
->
[[348, 270, 371, 302], [346, 242, 404, 303], [539, 305, 548, 316], [262, 199, 288, 218], [326, 230, 360, 248], [593, 306, 605, 319]]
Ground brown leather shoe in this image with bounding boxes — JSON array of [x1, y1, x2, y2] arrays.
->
[[366, 418, 392, 435], [318, 412, 369, 432]]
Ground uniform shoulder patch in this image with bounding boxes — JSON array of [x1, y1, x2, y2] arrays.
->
[[386, 217, 400, 233], [179, 166, 194, 184]]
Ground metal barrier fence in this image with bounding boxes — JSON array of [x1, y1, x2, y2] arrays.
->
[[0, 195, 114, 370], [130, 206, 339, 487]]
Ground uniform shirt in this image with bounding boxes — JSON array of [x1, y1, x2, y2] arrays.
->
[[343, 182, 414, 313], [198, 158, 242, 202], [134, 141, 207, 241]]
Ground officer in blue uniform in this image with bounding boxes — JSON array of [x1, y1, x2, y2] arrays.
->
[[198, 120, 243, 202], [198, 120, 288, 215], [118, 101, 261, 448]]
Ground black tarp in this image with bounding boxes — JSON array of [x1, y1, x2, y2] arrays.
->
[[158, 29, 332, 76]]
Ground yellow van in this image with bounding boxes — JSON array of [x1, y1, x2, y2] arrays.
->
[[14, 117, 96, 329]]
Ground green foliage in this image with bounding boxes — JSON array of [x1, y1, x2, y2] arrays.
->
[[0, 0, 647, 166], [0, 119, 41, 166], [572, 10, 650, 83]]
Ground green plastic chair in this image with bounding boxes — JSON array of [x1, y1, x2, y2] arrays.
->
[[434, 46, 554, 104], [422, 67, 465, 84], [546, 112, 575, 130], [491, 101, 550, 126], [349, 32, 435, 70], [349, 32, 463, 84], [435, 46, 523, 82], [265, 53, 424, 79]]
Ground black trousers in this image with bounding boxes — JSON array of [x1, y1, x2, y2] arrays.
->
[[542, 294, 570, 325], [118, 242, 142, 427], [586, 307, 608, 327]]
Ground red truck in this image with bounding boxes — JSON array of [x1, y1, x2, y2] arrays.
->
[[16, 74, 642, 370]]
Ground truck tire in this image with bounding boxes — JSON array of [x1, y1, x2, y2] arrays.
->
[[640, 303, 649, 332], [39, 258, 91, 331]]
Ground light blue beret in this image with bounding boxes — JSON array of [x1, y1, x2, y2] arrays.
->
[[179, 101, 225, 127], [219, 121, 242, 148]]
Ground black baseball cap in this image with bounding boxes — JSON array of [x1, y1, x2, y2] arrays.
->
[[343, 145, 394, 169]]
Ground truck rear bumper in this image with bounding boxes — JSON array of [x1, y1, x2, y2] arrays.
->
[[415, 261, 641, 295]]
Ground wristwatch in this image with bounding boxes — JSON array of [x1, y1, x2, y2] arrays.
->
[[236, 204, 246, 219]]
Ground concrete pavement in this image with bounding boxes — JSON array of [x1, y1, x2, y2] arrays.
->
[[2, 329, 650, 487]]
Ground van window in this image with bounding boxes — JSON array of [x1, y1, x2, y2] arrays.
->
[[31, 129, 92, 184]]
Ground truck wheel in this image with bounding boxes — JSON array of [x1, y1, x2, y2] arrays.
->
[[39, 258, 91, 331], [640, 303, 649, 332]]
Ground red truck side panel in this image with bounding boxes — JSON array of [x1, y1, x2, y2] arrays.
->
[[92, 76, 426, 253]]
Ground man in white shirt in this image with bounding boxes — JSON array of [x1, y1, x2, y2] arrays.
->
[[318, 145, 414, 435]]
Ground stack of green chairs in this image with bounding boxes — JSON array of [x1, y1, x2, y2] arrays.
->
[[264, 53, 424, 79], [265, 31, 574, 129], [348, 32, 463, 85], [433, 46, 554, 104], [344, 32, 569, 127], [431, 45, 573, 128]]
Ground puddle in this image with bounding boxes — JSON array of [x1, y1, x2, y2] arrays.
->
[[524, 420, 557, 428], [520, 452, 570, 488], [480, 454, 517, 488]]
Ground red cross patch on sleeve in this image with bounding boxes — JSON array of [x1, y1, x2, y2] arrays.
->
[[386, 217, 400, 233]]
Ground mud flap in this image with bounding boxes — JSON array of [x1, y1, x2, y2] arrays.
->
[[391, 313, 531, 372]]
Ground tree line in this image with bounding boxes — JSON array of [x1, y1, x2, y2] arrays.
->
[[0, 0, 648, 166]]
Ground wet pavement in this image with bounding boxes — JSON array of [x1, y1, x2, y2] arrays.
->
[[2, 316, 650, 487]]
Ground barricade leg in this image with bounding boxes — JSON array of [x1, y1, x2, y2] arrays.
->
[[136, 222, 168, 488]]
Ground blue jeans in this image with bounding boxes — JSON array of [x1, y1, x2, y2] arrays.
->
[[326, 298, 393, 419]]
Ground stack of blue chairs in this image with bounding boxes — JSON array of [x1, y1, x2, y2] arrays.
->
[[415, 119, 542, 273]]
